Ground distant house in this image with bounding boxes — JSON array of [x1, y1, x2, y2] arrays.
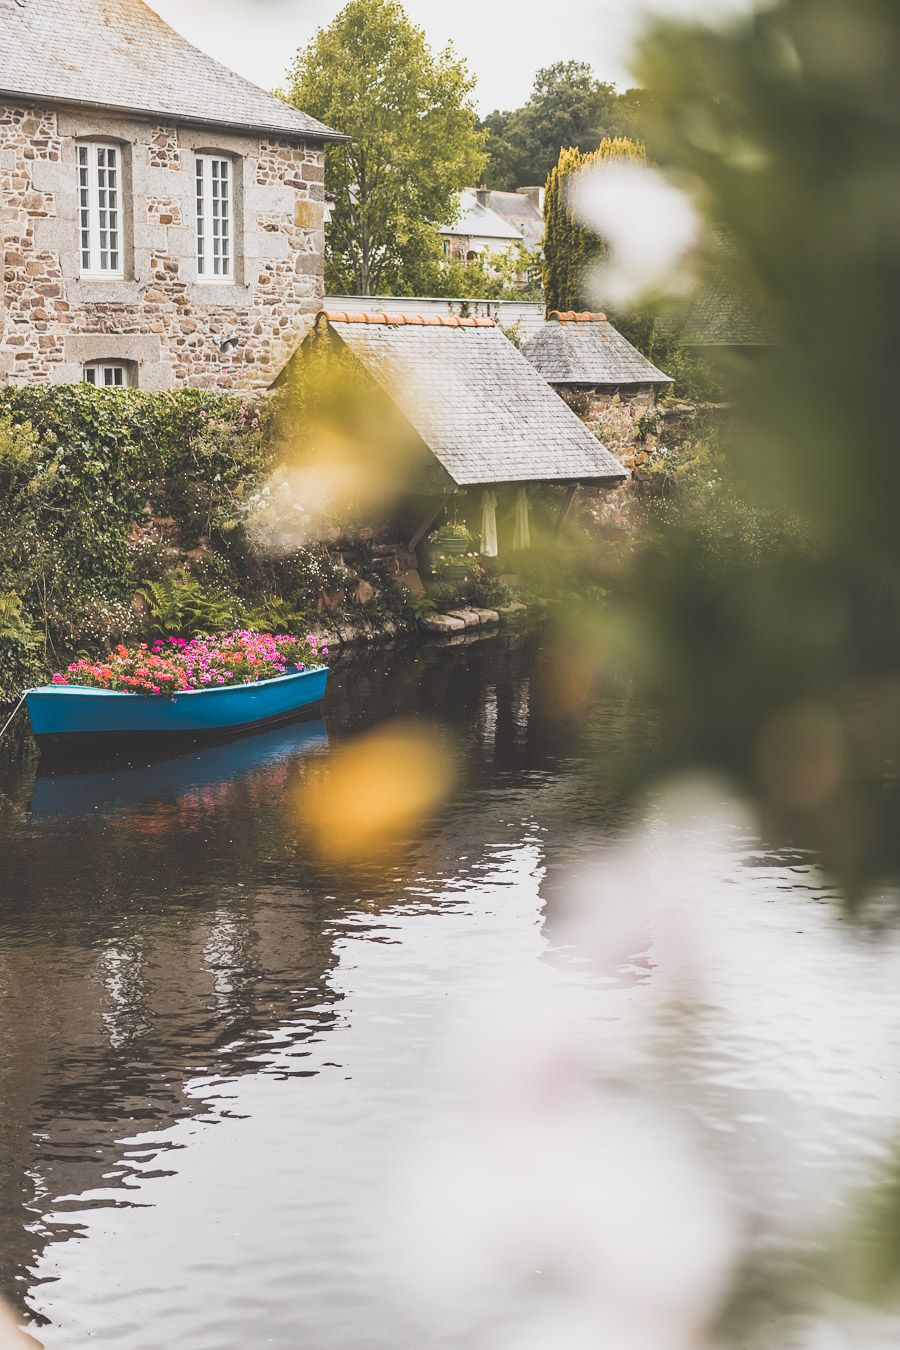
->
[[281, 310, 626, 553], [472, 187, 545, 253], [0, 0, 345, 390], [522, 311, 672, 412], [440, 189, 524, 263]]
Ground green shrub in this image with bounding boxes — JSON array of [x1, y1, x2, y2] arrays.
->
[[0, 593, 45, 702], [137, 569, 244, 638]]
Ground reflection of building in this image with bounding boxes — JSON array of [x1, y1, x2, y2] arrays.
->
[[0, 638, 635, 1330], [0, 0, 344, 390], [522, 311, 672, 413]]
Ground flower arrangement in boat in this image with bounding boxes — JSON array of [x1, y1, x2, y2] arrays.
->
[[51, 631, 330, 696]]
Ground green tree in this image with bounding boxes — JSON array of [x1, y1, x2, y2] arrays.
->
[[482, 62, 639, 191], [542, 137, 646, 314], [284, 0, 486, 295]]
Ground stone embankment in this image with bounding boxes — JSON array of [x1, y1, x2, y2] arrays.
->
[[312, 601, 528, 649]]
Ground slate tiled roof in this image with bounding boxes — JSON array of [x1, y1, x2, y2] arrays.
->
[[522, 312, 672, 388], [478, 189, 544, 252], [0, 0, 344, 142], [440, 190, 523, 244], [314, 312, 627, 487], [669, 232, 778, 346], [678, 287, 778, 345]]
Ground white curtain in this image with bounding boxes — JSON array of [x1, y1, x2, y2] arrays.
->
[[480, 489, 498, 557], [512, 485, 531, 550]]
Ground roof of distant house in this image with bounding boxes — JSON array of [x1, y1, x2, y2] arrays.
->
[[302, 311, 627, 487], [475, 189, 544, 251], [439, 190, 524, 244], [0, 0, 345, 142], [677, 287, 778, 346], [522, 312, 673, 387], [669, 232, 778, 346]]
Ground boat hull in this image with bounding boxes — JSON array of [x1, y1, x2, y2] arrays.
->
[[25, 666, 329, 753]]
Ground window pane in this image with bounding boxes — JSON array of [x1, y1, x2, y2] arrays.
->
[[196, 156, 233, 280], [79, 143, 122, 276]]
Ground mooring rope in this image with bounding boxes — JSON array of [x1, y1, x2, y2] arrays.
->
[[0, 694, 27, 745]]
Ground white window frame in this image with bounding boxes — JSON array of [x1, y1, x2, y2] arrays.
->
[[196, 155, 234, 283], [77, 142, 124, 279], [83, 361, 134, 389]]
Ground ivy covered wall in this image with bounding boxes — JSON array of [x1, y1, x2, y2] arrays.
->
[[0, 385, 377, 700]]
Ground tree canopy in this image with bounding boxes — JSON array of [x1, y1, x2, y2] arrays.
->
[[543, 137, 646, 315], [284, 0, 486, 296], [481, 62, 646, 191]]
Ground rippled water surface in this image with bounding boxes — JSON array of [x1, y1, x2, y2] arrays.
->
[[2, 634, 900, 1347]]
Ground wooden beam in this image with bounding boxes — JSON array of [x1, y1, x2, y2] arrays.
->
[[556, 484, 578, 535], [408, 502, 446, 551]]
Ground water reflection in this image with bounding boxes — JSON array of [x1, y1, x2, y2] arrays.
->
[[29, 719, 329, 821], [2, 636, 894, 1346], [1, 635, 610, 1333]]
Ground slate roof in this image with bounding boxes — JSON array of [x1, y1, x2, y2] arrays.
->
[[311, 312, 627, 487], [522, 312, 673, 387], [477, 189, 544, 253], [678, 287, 778, 346], [669, 232, 778, 346], [440, 190, 523, 244], [0, 0, 344, 142]]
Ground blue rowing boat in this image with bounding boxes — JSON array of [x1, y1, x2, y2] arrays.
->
[[25, 665, 329, 753]]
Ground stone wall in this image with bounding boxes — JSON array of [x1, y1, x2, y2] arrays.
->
[[0, 103, 326, 390]]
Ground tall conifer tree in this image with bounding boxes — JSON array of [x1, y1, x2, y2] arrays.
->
[[543, 138, 646, 315]]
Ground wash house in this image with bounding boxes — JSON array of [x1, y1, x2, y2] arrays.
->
[[522, 311, 672, 416], [282, 310, 627, 561]]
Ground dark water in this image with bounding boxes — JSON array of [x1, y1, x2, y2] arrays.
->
[[1, 634, 899, 1347]]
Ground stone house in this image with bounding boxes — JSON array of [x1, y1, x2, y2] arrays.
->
[[0, 0, 344, 390], [439, 187, 545, 263], [439, 189, 524, 264], [522, 310, 672, 415]]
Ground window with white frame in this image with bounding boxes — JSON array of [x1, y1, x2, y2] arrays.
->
[[196, 155, 234, 282], [77, 143, 124, 278], [83, 360, 134, 389]]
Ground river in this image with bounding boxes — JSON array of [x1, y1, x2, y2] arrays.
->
[[1, 633, 900, 1348]]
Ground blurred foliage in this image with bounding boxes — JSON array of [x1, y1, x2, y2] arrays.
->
[[295, 718, 457, 869], [409, 243, 542, 302], [543, 138, 646, 315], [481, 61, 648, 191], [574, 0, 900, 903], [283, 0, 485, 296]]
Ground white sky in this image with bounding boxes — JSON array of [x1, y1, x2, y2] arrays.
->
[[146, 0, 757, 115]]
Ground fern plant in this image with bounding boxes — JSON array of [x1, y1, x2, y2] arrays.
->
[[0, 592, 39, 648], [138, 569, 242, 638], [242, 595, 310, 635]]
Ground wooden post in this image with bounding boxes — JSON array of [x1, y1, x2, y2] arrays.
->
[[408, 502, 446, 551], [557, 484, 578, 534]]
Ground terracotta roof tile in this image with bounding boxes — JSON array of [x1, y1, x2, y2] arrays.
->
[[320, 311, 496, 329]]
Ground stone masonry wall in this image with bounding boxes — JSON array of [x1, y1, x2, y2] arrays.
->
[[0, 103, 326, 390]]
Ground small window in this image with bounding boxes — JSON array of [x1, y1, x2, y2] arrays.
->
[[78, 143, 124, 278], [83, 361, 134, 389], [196, 155, 234, 282]]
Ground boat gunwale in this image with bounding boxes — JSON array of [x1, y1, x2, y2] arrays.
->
[[25, 665, 329, 702]]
